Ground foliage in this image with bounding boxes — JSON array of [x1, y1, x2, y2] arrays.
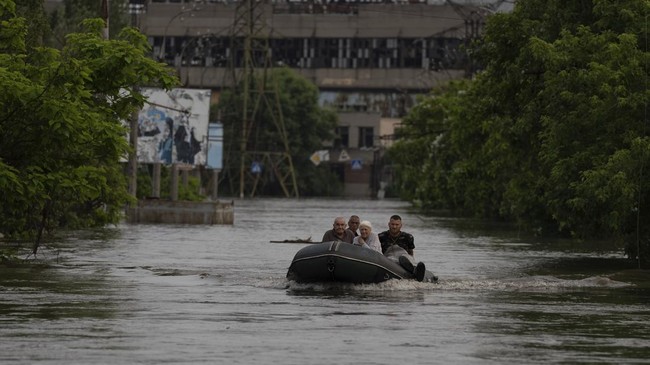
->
[[136, 165, 207, 202], [45, 0, 129, 48], [390, 0, 650, 265], [0, 0, 177, 253], [14, 0, 50, 47], [389, 80, 469, 209], [214, 67, 340, 197]]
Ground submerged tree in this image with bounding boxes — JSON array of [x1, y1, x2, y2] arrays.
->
[[390, 0, 650, 266], [0, 0, 177, 254]]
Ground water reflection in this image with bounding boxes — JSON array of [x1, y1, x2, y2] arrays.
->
[[474, 288, 650, 363], [0, 265, 124, 321]]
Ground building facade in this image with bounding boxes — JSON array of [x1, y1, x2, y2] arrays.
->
[[135, 0, 501, 197], [141, 0, 474, 106]]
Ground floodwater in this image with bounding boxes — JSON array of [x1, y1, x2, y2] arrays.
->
[[1, 198, 649, 364]]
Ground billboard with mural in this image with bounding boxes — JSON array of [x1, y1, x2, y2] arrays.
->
[[137, 88, 211, 165]]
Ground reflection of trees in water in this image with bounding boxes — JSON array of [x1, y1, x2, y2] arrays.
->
[[4, 228, 127, 320]]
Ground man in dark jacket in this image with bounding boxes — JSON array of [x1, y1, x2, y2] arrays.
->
[[347, 215, 360, 237], [378, 215, 436, 282], [377, 214, 415, 256]]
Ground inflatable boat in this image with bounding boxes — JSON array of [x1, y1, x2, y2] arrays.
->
[[286, 241, 437, 284]]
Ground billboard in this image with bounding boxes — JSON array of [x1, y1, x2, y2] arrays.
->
[[136, 88, 211, 165]]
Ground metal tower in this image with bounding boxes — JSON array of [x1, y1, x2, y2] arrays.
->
[[445, 0, 507, 76], [225, 0, 299, 199]]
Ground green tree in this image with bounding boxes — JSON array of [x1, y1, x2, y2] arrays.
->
[[46, 0, 130, 48], [136, 165, 205, 201], [215, 67, 340, 197], [390, 0, 650, 264], [389, 80, 469, 210], [14, 0, 50, 47], [0, 0, 177, 254]]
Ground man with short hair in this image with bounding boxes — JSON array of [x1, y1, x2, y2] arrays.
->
[[322, 216, 355, 243], [347, 215, 360, 237], [378, 214, 436, 282], [378, 214, 415, 256]]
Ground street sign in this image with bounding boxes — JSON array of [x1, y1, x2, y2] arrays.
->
[[310, 150, 330, 166], [338, 149, 350, 162]]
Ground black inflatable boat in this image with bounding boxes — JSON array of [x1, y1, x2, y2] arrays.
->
[[286, 241, 433, 284]]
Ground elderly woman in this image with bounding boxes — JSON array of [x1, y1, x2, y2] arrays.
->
[[353, 220, 382, 253]]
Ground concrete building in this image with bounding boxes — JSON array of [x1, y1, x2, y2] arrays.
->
[[134, 0, 507, 197]]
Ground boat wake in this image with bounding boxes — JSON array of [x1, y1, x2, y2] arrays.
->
[[276, 275, 631, 293], [136, 267, 631, 293], [437, 275, 631, 291]]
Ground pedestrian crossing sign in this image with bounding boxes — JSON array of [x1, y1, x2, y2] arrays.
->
[[351, 159, 362, 170]]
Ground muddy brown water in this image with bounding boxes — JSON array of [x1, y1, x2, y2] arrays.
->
[[1, 198, 649, 364]]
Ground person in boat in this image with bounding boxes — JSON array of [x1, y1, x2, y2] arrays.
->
[[378, 214, 430, 282], [352, 220, 382, 253], [322, 216, 355, 243], [347, 215, 360, 237], [378, 215, 414, 255]]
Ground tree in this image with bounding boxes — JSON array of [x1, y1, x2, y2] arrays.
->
[[46, 0, 130, 48], [14, 0, 50, 47], [215, 67, 340, 197], [389, 80, 470, 210], [0, 0, 177, 254], [390, 0, 650, 265]]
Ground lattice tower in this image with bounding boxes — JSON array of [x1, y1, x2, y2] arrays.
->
[[224, 0, 298, 198]]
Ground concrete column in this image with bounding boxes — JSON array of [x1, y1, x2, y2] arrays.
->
[[171, 163, 179, 201], [152, 163, 161, 198], [211, 169, 220, 201], [181, 169, 189, 187]]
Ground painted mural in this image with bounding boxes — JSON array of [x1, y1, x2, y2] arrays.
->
[[137, 88, 212, 165]]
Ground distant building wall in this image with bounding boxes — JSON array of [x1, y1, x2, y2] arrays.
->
[[139, 1, 474, 117], [130, 0, 505, 196]]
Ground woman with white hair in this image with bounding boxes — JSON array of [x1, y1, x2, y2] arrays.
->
[[353, 220, 382, 253]]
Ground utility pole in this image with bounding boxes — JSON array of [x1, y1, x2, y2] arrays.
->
[[126, 0, 146, 199], [227, 0, 298, 198]]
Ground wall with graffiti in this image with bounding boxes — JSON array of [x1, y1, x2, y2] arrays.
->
[[136, 88, 212, 165]]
